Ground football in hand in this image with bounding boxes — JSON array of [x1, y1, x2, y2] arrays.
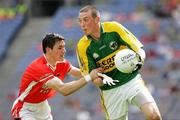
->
[[114, 49, 139, 73]]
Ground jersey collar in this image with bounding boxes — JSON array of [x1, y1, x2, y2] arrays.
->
[[43, 54, 66, 71]]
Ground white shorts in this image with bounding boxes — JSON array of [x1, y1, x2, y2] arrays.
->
[[19, 100, 52, 120], [101, 74, 156, 120]]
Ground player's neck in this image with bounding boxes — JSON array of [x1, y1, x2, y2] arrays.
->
[[91, 34, 100, 40], [91, 25, 100, 40], [45, 55, 56, 67]]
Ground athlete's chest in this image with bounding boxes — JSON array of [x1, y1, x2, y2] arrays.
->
[[89, 32, 123, 61]]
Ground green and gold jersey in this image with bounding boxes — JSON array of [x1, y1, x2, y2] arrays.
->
[[76, 21, 143, 90]]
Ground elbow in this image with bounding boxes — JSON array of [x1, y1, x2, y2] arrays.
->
[[56, 85, 72, 96], [62, 93, 70, 96], [57, 85, 76, 96], [60, 91, 72, 96]]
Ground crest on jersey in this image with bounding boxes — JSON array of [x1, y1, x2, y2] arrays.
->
[[109, 41, 118, 50], [93, 53, 99, 59]]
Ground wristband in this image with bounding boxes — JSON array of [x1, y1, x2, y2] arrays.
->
[[83, 74, 92, 82]]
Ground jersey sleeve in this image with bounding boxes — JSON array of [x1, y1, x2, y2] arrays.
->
[[105, 21, 143, 52], [65, 60, 72, 73], [76, 36, 96, 75]]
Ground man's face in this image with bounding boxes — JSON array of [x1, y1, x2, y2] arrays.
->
[[78, 10, 97, 35], [48, 40, 66, 61]]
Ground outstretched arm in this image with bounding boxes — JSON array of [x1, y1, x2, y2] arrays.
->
[[45, 68, 100, 96], [45, 76, 88, 96]]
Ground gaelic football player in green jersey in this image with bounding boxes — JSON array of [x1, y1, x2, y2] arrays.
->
[[76, 5, 162, 120]]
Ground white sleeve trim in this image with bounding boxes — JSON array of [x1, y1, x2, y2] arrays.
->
[[137, 48, 146, 61]]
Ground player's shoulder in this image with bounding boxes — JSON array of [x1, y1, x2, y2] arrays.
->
[[56, 59, 72, 72], [62, 59, 71, 65], [28, 56, 47, 71], [102, 21, 124, 32], [102, 21, 121, 26], [77, 35, 91, 48], [79, 35, 88, 42]]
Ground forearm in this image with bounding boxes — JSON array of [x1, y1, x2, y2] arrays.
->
[[57, 78, 87, 96], [46, 76, 88, 96], [46, 69, 101, 96]]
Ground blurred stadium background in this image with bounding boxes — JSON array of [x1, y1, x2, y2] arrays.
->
[[0, 0, 180, 120]]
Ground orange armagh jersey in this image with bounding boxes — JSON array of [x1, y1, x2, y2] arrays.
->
[[11, 55, 71, 117]]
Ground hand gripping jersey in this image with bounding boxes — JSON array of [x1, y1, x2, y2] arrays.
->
[[76, 21, 143, 90], [11, 55, 71, 118]]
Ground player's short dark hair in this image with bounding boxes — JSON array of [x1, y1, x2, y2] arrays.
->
[[42, 33, 65, 53], [79, 5, 100, 18]]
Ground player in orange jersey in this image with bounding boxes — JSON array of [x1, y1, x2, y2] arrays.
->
[[11, 33, 117, 120]]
